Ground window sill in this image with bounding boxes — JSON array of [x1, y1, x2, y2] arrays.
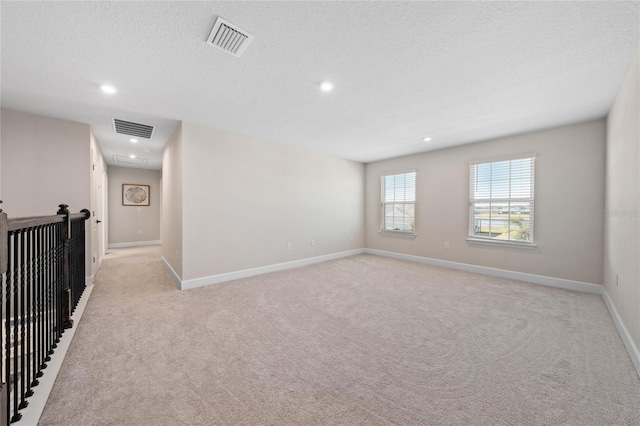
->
[[467, 237, 536, 249], [379, 230, 416, 239]]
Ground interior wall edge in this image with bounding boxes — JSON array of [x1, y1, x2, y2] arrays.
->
[[161, 256, 182, 290], [180, 249, 366, 291], [365, 248, 602, 293], [601, 287, 640, 379], [107, 240, 162, 249]]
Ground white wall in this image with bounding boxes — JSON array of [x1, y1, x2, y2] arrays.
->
[[605, 51, 640, 348], [107, 165, 161, 246], [179, 122, 365, 281], [0, 108, 91, 216], [161, 124, 183, 278], [366, 119, 606, 285]]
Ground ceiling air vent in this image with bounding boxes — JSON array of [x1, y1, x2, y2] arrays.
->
[[113, 155, 147, 166], [206, 17, 254, 57], [113, 118, 155, 139]]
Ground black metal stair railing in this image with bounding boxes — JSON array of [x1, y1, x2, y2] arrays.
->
[[0, 203, 90, 425]]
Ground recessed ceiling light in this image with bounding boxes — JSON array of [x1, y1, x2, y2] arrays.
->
[[129, 154, 136, 159], [423, 137, 432, 142], [320, 81, 334, 92], [100, 84, 117, 94], [130, 138, 138, 143]]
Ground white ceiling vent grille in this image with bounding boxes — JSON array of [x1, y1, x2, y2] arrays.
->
[[206, 17, 253, 57], [113, 155, 147, 166], [113, 118, 155, 139]]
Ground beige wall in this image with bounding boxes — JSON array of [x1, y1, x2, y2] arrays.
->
[[180, 122, 364, 281], [0, 108, 91, 216], [366, 119, 606, 284], [605, 51, 640, 348], [107, 165, 161, 245], [0, 108, 104, 279], [161, 124, 183, 278]]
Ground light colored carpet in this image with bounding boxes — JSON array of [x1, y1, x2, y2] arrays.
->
[[38, 246, 640, 425]]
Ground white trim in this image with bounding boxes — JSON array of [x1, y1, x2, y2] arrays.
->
[[365, 249, 601, 294], [86, 274, 94, 286], [601, 288, 640, 378], [379, 230, 416, 239], [161, 257, 182, 290], [19, 284, 94, 425], [380, 168, 417, 177], [180, 249, 365, 291], [467, 238, 536, 249], [108, 240, 161, 249], [365, 248, 640, 379], [468, 151, 537, 165]]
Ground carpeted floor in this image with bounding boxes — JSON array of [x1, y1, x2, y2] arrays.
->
[[39, 246, 640, 425]]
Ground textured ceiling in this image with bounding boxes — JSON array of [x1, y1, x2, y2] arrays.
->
[[1, 1, 638, 169]]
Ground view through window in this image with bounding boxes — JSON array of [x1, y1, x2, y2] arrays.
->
[[469, 156, 535, 243], [381, 171, 416, 233]]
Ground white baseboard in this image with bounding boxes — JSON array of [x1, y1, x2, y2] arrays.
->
[[365, 248, 640, 379], [19, 284, 95, 425], [108, 240, 161, 249], [601, 288, 640, 378], [161, 257, 182, 290], [86, 274, 94, 286], [180, 249, 366, 291], [365, 248, 602, 294]]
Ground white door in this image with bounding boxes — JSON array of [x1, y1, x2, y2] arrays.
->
[[90, 149, 100, 278], [102, 171, 108, 258]]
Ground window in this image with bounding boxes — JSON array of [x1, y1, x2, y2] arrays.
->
[[381, 171, 416, 233], [469, 155, 535, 245]]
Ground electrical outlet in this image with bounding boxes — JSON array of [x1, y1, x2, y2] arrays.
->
[[350, 235, 354, 241], [311, 239, 315, 247], [444, 242, 450, 250], [287, 242, 292, 250]]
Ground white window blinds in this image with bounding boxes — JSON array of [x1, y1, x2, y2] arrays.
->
[[469, 155, 535, 243], [381, 171, 416, 233]]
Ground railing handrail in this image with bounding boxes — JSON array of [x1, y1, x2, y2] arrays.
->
[[7, 212, 89, 233], [7, 216, 64, 232], [0, 203, 90, 425]]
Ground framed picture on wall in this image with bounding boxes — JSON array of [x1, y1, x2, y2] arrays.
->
[[122, 184, 150, 206]]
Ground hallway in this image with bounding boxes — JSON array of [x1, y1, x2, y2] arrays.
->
[[38, 246, 185, 425]]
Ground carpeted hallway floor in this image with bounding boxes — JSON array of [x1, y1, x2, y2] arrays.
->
[[38, 246, 640, 425]]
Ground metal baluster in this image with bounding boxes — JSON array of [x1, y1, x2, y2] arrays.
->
[[54, 222, 61, 345], [51, 224, 57, 350], [33, 227, 42, 386], [11, 232, 21, 422], [55, 222, 62, 343], [44, 226, 51, 364], [24, 230, 33, 399], [69, 221, 77, 312], [38, 226, 47, 373], [18, 231, 28, 409]]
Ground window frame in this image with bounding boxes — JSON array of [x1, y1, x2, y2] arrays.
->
[[379, 170, 417, 237], [467, 154, 536, 248]]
